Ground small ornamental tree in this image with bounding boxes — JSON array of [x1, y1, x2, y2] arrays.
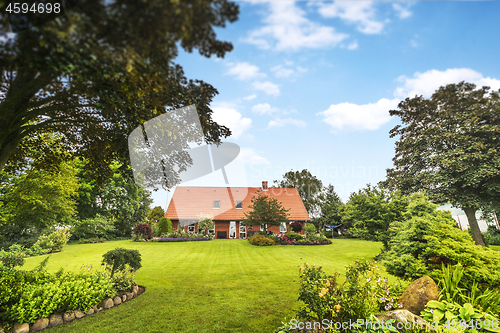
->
[[102, 248, 142, 278], [147, 206, 165, 225], [290, 221, 303, 232], [133, 223, 152, 240], [158, 217, 172, 235], [197, 213, 214, 234], [243, 190, 290, 232]]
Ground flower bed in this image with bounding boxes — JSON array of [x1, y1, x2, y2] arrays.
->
[[156, 237, 212, 242]]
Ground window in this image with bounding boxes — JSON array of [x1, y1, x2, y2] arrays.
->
[[247, 225, 253, 231], [188, 226, 195, 233], [235, 200, 242, 209], [280, 222, 287, 233], [213, 200, 220, 209]]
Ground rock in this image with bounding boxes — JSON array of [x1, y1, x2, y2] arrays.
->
[[122, 295, 127, 302], [133, 285, 138, 294], [399, 276, 439, 315], [49, 313, 64, 327], [113, 296, 122, 305], [32, 318, 49, 332], [93, 303, 103, 313], [376, 309, 431, 331], [63, 311, 76, 323], [75, 310, 85, 319], [126, 292, 134, 300], [86, 308, 95, 316], [12, 323, 29, 333], [103, 297, 114, 309]]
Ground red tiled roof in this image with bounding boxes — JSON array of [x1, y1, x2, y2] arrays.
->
[[165, 186, 310, 221]]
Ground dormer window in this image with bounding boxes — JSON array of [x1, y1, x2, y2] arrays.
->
[[236, 201, 242, 209], [213, 200, 220, 209]]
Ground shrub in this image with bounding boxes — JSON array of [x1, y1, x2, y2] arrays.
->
[[110, 265, 137, 291], [383, 194, 500, 287], [0, 253, 24, 269], [158, 217, 172, 235], [133, 223, 152, 240], [71, 214, 116, 240], [197, 213, 214, 234], [420, 299, 496, 329], [484, 226, 500, 246], [285, 232, 303, 241], [2, 268, 114, 324], [297, 260, 403, 327], [303, 223, 317, 236], [102, 248, 142, 277], [34, 229, 71, 253], [77, 237, 106, 244], [248, 234, 274, 246], [290, 221, 303, 232]]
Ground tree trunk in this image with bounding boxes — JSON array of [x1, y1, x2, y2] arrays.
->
[[463, 206, 485, 247]]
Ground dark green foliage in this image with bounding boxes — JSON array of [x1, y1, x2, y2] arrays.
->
[[290, 221, 303, 232], [159, 217, 173, 235], [248, 234, 274, 246], [314, 185, 344, 231], [71, 214, 116, 240], [273, 169, 323, 215], [148, 206, 165, 225], [384, 193, 500, 287], [102, 248, 142, 277], [243, 190, 290, 232], [342, 185, 409, 251], [284, 232, 303, 241], [384, 82, 500, 246], [484, 226, 500, 246], [0, 253, 24, 269], [133, 223, 153, 240]]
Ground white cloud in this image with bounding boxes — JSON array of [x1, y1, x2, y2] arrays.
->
[[253, 81, 280, 96], [268, 117, 307, 128], [271, 65, 294, 78], [392, 2, 413, 19], [318, 98, 398, 131], [226, 62, 266, 80], [211, 106, 252, 139], [347, 41, 358, 50], [244, 1, 349, 51], [297, 66, 308, 73], [243, 94, 257, 101], [317, 1, 384, 35], [252, 103, 280, 115], [239, 148, 270, 165], [395, 68, 500, 98]]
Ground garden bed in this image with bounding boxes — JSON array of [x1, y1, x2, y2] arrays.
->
[[156, 237, 212, 242]]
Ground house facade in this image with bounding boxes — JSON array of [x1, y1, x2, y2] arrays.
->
[[165, 181, 310, 239]]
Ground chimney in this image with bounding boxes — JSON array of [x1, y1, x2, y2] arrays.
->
[[262, 181, 268, 191]]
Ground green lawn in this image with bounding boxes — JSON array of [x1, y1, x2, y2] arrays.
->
[[23, 239, 384, 333]]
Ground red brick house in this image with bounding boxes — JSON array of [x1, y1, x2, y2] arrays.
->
[[165, 181, 310, 239]]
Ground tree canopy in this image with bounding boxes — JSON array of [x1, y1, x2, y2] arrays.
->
[[314, 184, 343, 231], [384, 82, 500, 246], [0, 0, 239, 185], [147, 206, 165, 225], [273, 169, 323, 216], [243, 191, 290, 232]]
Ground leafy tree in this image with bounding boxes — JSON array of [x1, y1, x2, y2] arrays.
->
[[384, 82, 500, 246], [0, 0, 238, 186], [71, 214, 116, 240], [314, 184, 343, 231], [158, 217, 172, 235], [342, 185, 408, 251], [147, 206, 165, 225], [273, 169, 323, 216], [197, 213, 214, 234], [102, 248, 142, 278], [243, 191, 290, 232]]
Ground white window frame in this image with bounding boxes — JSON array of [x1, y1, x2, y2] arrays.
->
[[280, 222, 287, 233], [188, 225, 195, 233]]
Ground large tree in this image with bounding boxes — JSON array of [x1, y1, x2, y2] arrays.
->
[[273, 169, 323, 216], [0, 0, 238, 185], [314, 184, 343, 231], [243, 191, 290, 232], [384, 82, 500, 246]]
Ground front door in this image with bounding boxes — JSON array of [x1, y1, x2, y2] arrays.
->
[[229, 221, 236, 239], [239, 222, 246, 239]]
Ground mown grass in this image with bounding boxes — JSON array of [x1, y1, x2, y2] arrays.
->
[[23, 239, 384, 333]]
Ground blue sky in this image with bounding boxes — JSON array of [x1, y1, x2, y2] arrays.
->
[[150, 0, 500, 209]]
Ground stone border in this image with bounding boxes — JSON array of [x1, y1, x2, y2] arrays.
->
[[7, 285, 146, 333]]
